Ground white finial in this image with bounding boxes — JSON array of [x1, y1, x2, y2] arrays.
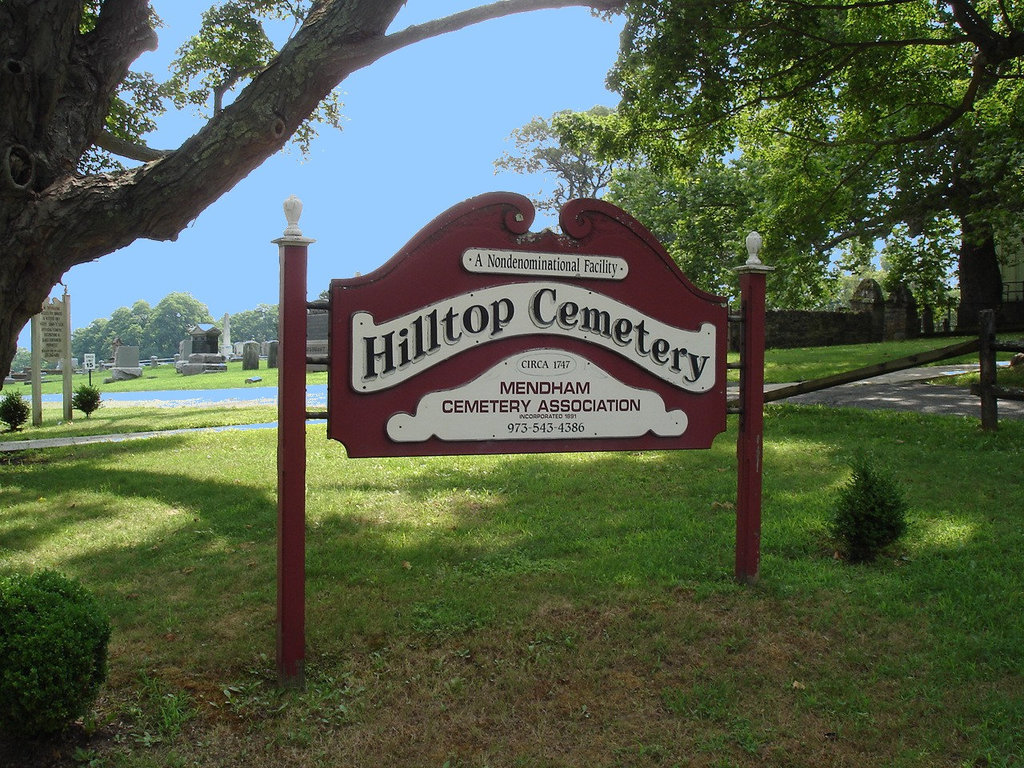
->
[[745, 231, 763, 265], [283, 195, 304, 236]]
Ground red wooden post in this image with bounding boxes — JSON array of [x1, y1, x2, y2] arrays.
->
[[274, 196, 314, 687], [735, 233, 772, 584]]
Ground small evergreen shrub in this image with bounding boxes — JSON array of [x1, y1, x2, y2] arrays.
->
[[71, 384, 102, 418], [0, 390, 29, 431], [829, 454, 909, 563], [0, 571, 111, 738]]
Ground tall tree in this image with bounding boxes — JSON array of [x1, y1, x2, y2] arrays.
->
[[588, 0, 1024, 326], [0, 0, 623, 382], [69, 292, 211, 358], [146, 292, 214, 357], [230, 303, 279, 343], [494, 106, 623, 215], [604, 161, 762, 302]]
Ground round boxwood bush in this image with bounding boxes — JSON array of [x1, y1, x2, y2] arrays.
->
[[0, 571, 111, 738], [830, 454, 909, 563], [0, 390, 29, 431]]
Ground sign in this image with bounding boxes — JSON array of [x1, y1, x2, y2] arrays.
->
[[275, 193, 769, 686], [38, 297, 67, 361], [83, 353, 96, 370], [328, 193, 728, 457]]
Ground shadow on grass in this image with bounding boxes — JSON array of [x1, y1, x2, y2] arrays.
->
[[0, 435, 275, 560], [2, 405, 1021, 768], [2, 407, 1021, 673]]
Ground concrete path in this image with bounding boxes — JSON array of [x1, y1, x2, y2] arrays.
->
[[765, 364, 1024, 421], [2, 367, 1019, 453]]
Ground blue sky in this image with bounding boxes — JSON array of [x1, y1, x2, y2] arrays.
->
[[20, 2, 625, 348]]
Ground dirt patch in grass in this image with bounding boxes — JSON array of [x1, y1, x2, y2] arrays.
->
[[27, 586, 967, 768]]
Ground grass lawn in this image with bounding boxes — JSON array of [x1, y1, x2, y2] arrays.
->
[[0, 403, 279, 444], [1, 405, 1021, 767], [5, 360, 328, 396], [941, 364, 1024, 390]]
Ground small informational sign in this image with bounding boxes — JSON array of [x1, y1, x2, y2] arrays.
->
[[328, 193, 728, 458], [37, 297, 67, 361], [83, 353, 96, 370]]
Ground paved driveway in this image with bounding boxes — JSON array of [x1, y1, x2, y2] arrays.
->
[[764, 366, 1024, 421]]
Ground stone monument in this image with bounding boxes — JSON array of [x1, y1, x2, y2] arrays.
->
[[175, 323, 228, 376], [105, 344, 142, 382], [220, 312, 233, 357], [242, 340, 260, 370]]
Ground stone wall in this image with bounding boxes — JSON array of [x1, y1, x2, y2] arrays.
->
[[730, 278, 921, 350], [759, 309, 878, 349]]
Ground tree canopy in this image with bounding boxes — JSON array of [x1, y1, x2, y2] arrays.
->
[[493, 106, 623, 216], [71, 292, 214, 359], [229, 303, 279, 344], [569, 0, 1024, 324], [0, 0, 623, 383]]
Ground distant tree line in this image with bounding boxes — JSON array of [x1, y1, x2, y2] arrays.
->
[[69, 293, 278, 361]]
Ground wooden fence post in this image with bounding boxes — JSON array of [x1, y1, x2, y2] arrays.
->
[[978, 309, 997, 431]]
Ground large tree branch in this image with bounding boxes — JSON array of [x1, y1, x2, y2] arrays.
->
[[29, 0, 624, 263], [342, 0, 625, 68], [93, 129, 172, 162]]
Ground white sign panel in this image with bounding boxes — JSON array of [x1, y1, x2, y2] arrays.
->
[[352, 282, 716, 394], [83, 353, 96, 370], [462, 248, 628, 280], [386, 350, 687, 443]]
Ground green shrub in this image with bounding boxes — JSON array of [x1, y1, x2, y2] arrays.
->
[[0, 571, 111, 738], [71, 384, 102, 418], [0, 390, 29, 431], [829, 454, 909, 563]]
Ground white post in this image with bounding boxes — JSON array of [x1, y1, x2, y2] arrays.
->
[[30, 314, 42, 426], [62, 289, 73, 422]]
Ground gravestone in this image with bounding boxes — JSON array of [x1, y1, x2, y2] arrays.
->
[[850, 278, 885, 342], [884, 282, 918, 341], [175, 323, 228, 376], [190, 324, 221, 354], [307, 307, 329, 372], [242, 341, 260, 370], [106, 344, 142, 382], [267, 340, 279, 368]]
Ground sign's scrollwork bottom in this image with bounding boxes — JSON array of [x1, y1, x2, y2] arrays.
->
[[385, 350, 689, 443]]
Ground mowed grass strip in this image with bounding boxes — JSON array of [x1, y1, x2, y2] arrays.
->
[[0, 403, 278, 443], [1, 405, 1021, 767], [4, 360, 328, 395]]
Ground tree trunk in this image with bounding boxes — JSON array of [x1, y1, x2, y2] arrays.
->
[[956, 217, 1004, 330], [0, 0, 621, 384]]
